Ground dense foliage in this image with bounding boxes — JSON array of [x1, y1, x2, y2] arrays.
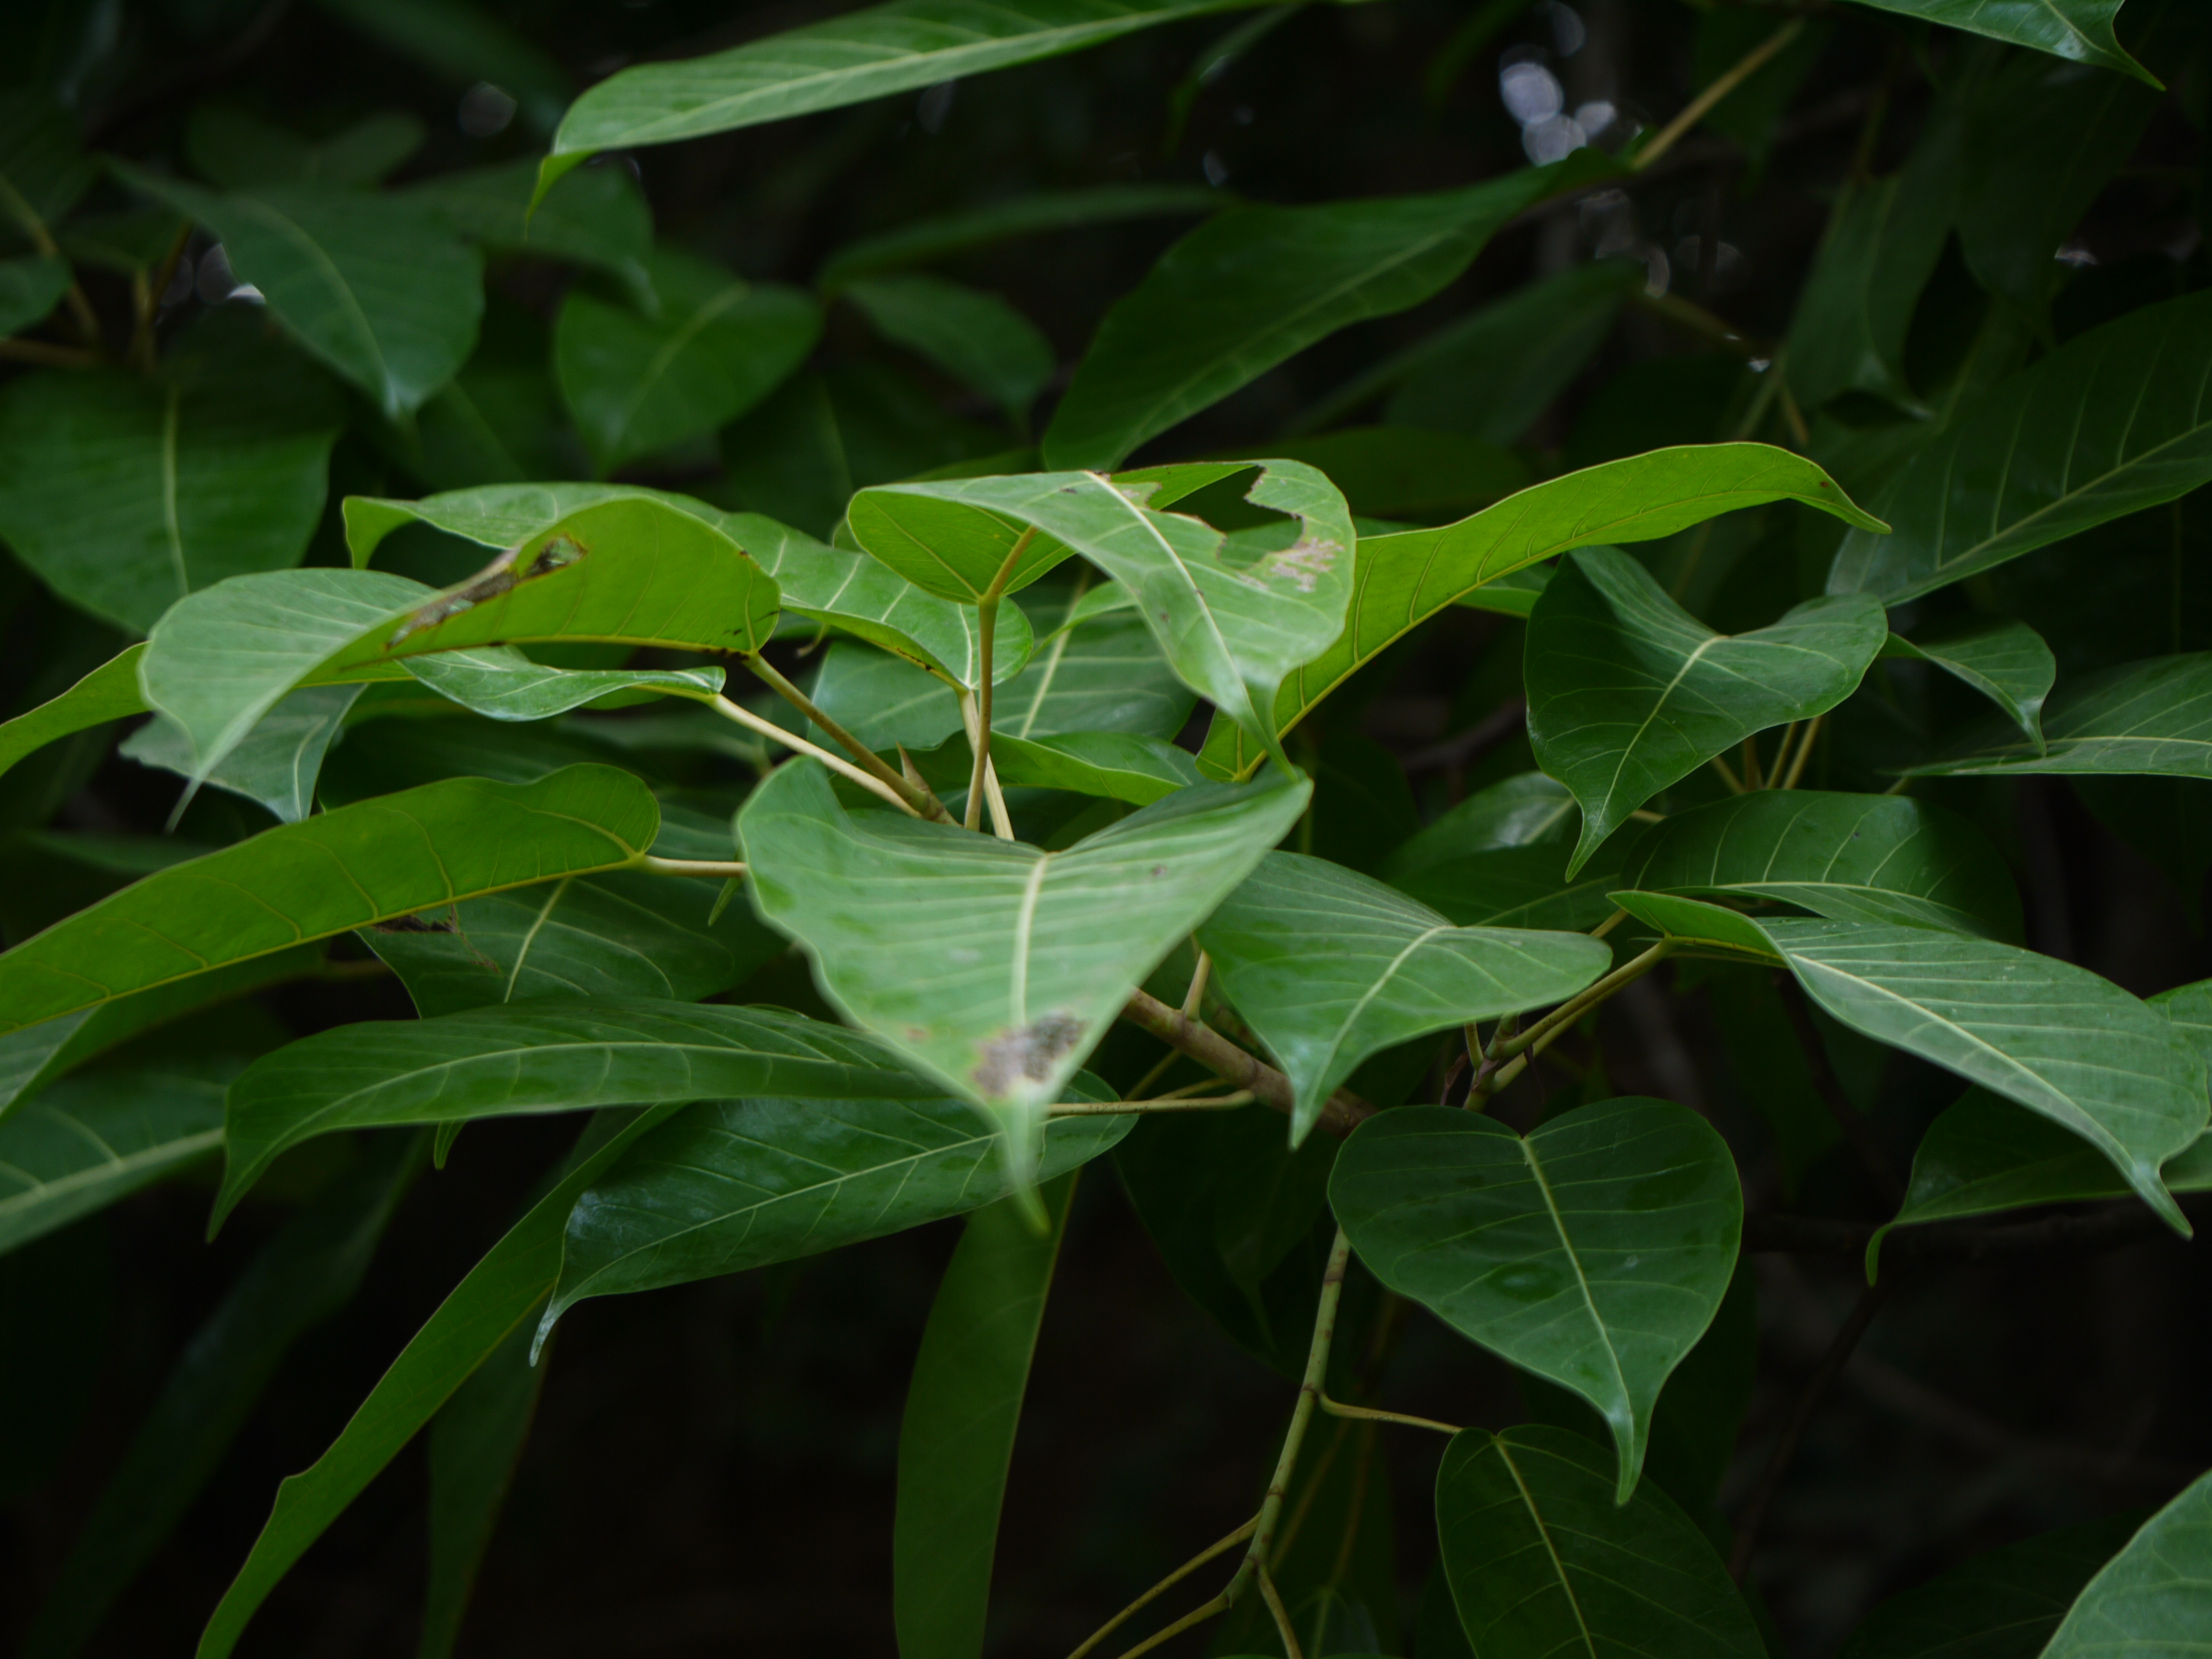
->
[[3, 0, 2211, 1655]]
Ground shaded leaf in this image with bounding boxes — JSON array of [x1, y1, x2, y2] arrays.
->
[[0, 253, 66, 335], [0, 1063, 227, 1257], [914, 725, 1204, 806], [1886, 620, 2056, 752], [306, 0, 573, 134], [1333, 1101, 1743, 1498], [186, 105, 426, 189], [817, 184, 1220, 288], [2041, 1469, 2212, 1657], [846, 273, 1055, 418], [1384, 773, 1577, 874], [420, 1317, 548, 1659], [0, 91, 96, 234], [123, 685, 362, 823], [1391, 843, 1628, 933], [1910, 654, 2212, 779], [409, 155, 652, 301], [1216, 427, 1530, 520], [1842, 0, 2156, 85]]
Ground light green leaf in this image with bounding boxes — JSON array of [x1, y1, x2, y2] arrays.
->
[[0, 765, 658, 1041], [1042, 153, 1610, 470], [420, 1316, 546, 1659], [1886, 619, 2056, 752], [816, 184, 1220, 289], [1613, 894, 2207, 1232], [544, 1086, 1128, 1331], [1390, 844, 1628, 933], [2041, 1469, 2212, 1657], [0, 316, 342, 633], [894, 1171, 1077, 1659], [1616, 790, 2023, 940], [738, 759, 1307, 1164], [1333, 1100, 1743, 1499], [1528, 548, 1888, 874], [21, 1133, 416, 1659], [1909, 654, 2212, 779], [806, 641, 968, 752], [0, 1064, 226, 1257], [913, 725, 1204, 807], [1384, 772, 1576, 874], [0, 253, 66, 335], [194, 1107, 676, 1659], [408, 155, 653, 301], [1197, 444, 1885, 780], [1829, 292, 2212, 603], [123, 685, 363, 823], [217, 997, 931, 1222], [846, 273, 1056, 419], [400, 649, 723, 721], [545, 0, 1265, 169], [555, 245, 819, 471], [1434, 1425, 1765, 1655], [113, 165, 484, 420], [0, 644, 148, 788], [1840, 0, 2156, 85], [1199, 853, 1610, 1141]]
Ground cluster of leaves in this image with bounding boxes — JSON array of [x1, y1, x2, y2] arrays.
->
[[4, 0, 2212, 1655]]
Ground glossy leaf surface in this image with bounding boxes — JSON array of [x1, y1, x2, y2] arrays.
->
[[1840, 0, 2154, 85], [2042, 1470, 2212, 1658], [1332, 1101, 1743, 1499]]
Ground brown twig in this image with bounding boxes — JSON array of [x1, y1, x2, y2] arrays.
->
[[1120, 989, 1374, 1138]]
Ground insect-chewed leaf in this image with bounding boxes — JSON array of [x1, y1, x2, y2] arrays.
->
[[1528, 549, 1888, 873], [1332, 1100, 1742, 1500], [1199, 853, 1610, 1142], [1909, 654, 2212, 780], [1885, 619, 2056, 752], [738, 758, 1308, 1168], [1616, 791, 2023, 940], [1197, 444, 1884, 780], [0, 766, 658, 1043], [2038, 1468, 2212, 1658], [1435, 1425, 1764, 1653]]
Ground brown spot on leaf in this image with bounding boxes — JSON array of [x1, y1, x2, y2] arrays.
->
[[373, 909, 457, 934], [1254, 535, 1339, 594], [972, 1011, 1086, 1097], [388, 530, 588, 646]]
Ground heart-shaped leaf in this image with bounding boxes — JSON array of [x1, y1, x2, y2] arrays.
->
[[1198, 444, 1885, 780], [2041, 1469, 2212, 1657], [1435, 1425, 1764, 1654], [1199, 853, 1611, 1142], [1617, 790, 2023, 940], [1886, 619, 2056, 752], [1331, 1100, 1743, 1499], [1528, 549, 1888, 873], [0, 1063, 227, 1257], [1910, 653, 2212, 779], [739, 758, 1307, 1165]]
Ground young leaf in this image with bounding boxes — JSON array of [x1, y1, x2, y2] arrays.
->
[[1909, 653, 2212, 779], [113, 166, 484, 419], [0, 765, 659, 1041], [1613, 894, 2208, 1232], [556, 246, 820, 471], [0, 644, 148, 786], [1332, 1100, 1743, 1499], [1616, 791, 2024, 940], [1198, 853, 1611, 1142], [21, 1134, 417, 1659], [1829, 291, 2212, 604], [1197, 444, 1885, 779], [2040, 1467, 2212, 1656], [218, 997, 933, 1222], [0, 1063, 227, 1257], [123, 685, 363, 823], [739, 760, 1307, 1165], [546, 1089, 1125, 1328], [894, 1171, 1076, 1659], [420, 1317, 547, 1659], [1885, 619, 2056, 752], [194, 1107, 679, 1659], [1434, 1425, 1764, 1654], [845, 273, 1056, 419], [1527, 549, 1888, 874], [1840, 1, 2157, 87]]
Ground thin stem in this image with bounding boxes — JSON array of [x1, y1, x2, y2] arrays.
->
[[1631, 289, 1765, 360], [634, 855, 748, 880], [1120, 988, 1375, 1139], [1708, 750, 1747, 794], [138, 220, 193, 372], [1588, 909, 1627, 941], [1319, 1394, 1462, 1436], [1776, 371, 1813, 448], [1046, 1091, 1254, 1117], [958, 688, 1016, 838], [0, 337, 101, 368], [1257, 1566, 1306, 1659], [1181, 949, 1212, 1020], [1475, 943, 1674, 1100], [1106, 1593, 1230, 1659], [1121, 1045, 1185, 1105], [1635, 19, 1806, 172], [1740, 735, 1764, 792], [1780, 713, 1822, 789], [702, 695, 919, 816], [743, 654, 948, 820], [1770, 722, 1799, 784], [1065, 1519, 1254, 1659], [967, 527, 1037, 833]]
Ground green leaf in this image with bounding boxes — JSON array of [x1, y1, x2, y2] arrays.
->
[[1384, 772, 1577, 873], [1199, 853, 1610, 1141], [915, 726, 1206, 807], [113, 165, 484, 420], [555, 246, 819, 471], [1909, 654, 2212, 779], [22, 1133, 416, 1659], [1837, 1511, 2146, 1659], [400, 649, 723, 721], [846, 273, 1055, 419], [739, 759, 1307, 1164], [543, 1086, 1128, 1332], [218, 997, 931, 1222], [1390, 844, 1629, 933], [1434, 1425, 1764, 1653], [894, 1171, 1077, 1659], [1197, 444, 1885, 780], [0, 318, 342, 633], [1332, 1101, 1743, 1499], [0, 765, 658, 1041], [0, 253, 65, 335], [0, 644, 147, 788], [0, 1063, 226, 1257], [1614, 894, 2208, 1232], [123, 685, 362, 823], [1528, 549, 1888, 874], [420, 1317, 549, 1659], [194, 1107, 675, 1659], [1886, 620, 2056, 752], [1041, 153, 1610, 470], [1839, 0, 2157, 86], [2041, 1468, 2212, 1656], [816, 184, 1221, 289], [0, 91, 96, 236], [848, 462, 1352, 758], [1616, 790, 2024, 940], [1829, 292, 2212, 603], [545, 0, 1265, 168], [408, 155, 653, 301], [186, 105, 426, 189]]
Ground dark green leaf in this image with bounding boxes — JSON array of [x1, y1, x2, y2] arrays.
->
[[2041, 1469, 2212, 1656], [1886, 620, 2056, 752], [1390, 843, 1628, 933], [914, 725, 1205, 806], [1528, 549, 1888, 874], [1333, 1101, 1743, 1498], [1841, 0, 2156, 85], [816, 184, 1220, 289], [846, 273, 1055, 419], [1910, 654, 2212, 779], [1384, 773, 1576, 874], [186, 105, 426, 189], [0, 1062, 227, 1256], [1217, 427, 1530, 521], [1434, 1425, 1764, 1653], [305, 0, 572, 133], [409, 155, 652, 300], [0, 91, 95, 235], [0, 252, 65, 335], [420, 1317, 547, 1659]]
